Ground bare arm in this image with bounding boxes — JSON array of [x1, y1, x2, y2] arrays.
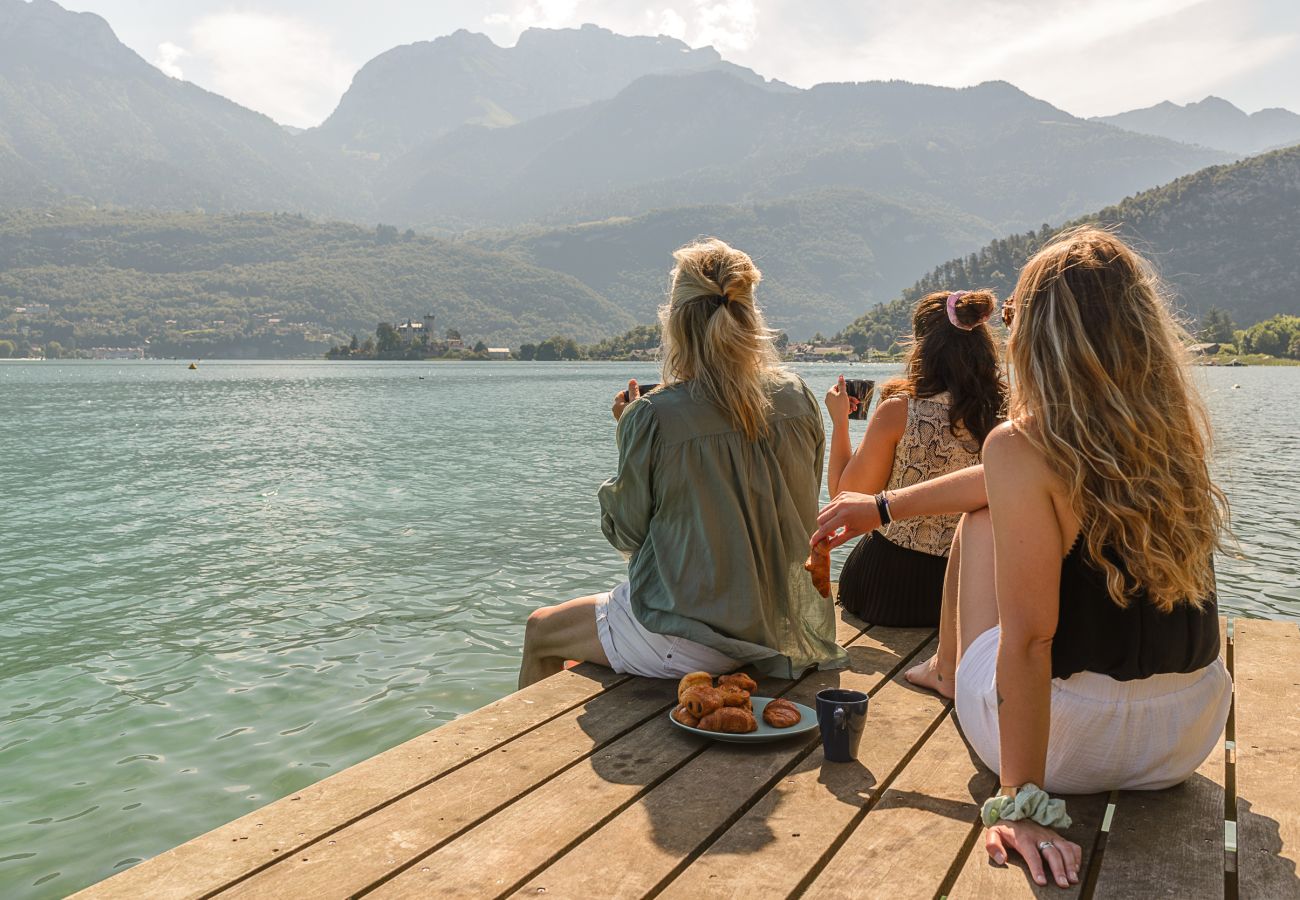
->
[[831, 395, 906, 498], [984, 422, 1059, 790], [811, 463, 988, 549]]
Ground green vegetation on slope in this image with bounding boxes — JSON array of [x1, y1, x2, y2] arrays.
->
[[0, 209, 634, 356], [839, 146, 1300, 349], [474, 190, 996, 338]]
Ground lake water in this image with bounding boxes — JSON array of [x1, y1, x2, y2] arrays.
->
[[1, 360, 1296, 897]]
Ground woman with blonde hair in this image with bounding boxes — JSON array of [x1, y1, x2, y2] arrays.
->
[[813, 227, 1230, 889], [520, 237, 846, 688]]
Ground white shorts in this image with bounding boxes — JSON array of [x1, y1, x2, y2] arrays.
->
[[954, 625, 1232, 794], [594, 582, 739, 680]]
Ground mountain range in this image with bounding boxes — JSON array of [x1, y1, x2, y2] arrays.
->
[[840, 144, 1300, 350], [307, 23, 787, 158], [1093, 97, 1300, 156], [0, 0, 1295, 353]]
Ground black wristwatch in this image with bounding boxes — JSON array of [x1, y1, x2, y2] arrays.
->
[[874, 492, 892, 526]]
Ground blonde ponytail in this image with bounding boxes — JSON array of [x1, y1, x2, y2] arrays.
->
[[660, 238, 783, 441]]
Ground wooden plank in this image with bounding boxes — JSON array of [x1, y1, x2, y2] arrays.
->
[[946, 792, 1108, 899], [1090, 617, 1231, 897], [216, 675, 678, 899], [502, 626, 936, 900], [71, 664, 627, 900], [1234, 617, 1300, 900], [800, 710, 998, 899], [657, 640, 948, 900], [1089, 618, 1230, 899], [377, 629, 935, 894]]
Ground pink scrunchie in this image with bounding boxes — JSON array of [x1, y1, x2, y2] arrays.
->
[[947, 291, 992, 331]]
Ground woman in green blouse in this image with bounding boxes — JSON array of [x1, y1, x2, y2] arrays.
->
[[518, 238, 847, 688]]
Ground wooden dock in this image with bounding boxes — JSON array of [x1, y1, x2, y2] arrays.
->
[[74, 611, 1299, 899]]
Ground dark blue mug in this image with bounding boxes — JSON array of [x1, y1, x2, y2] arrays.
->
[[816, 688, 869, 762]]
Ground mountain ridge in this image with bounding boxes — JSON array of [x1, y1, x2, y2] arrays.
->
[[1093, 96, 1300, 156]]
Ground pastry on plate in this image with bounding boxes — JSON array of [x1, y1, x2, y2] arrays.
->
[[762, 697, 802, 728]]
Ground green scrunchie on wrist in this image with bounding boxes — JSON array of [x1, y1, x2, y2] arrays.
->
[[981, 783, 1072, 829]]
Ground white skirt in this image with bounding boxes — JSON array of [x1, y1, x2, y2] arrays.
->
[[954, 626, 1232, 794]]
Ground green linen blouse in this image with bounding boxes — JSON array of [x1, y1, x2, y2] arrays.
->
[[597, 372, 848, 679]]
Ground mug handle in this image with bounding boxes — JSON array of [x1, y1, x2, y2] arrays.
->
[[833, 706, 845, 732]]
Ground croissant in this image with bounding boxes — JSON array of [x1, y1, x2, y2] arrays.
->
[[697, 707, 758, 734], [762, 698, 802, 728], [671, 706, 700, 728], [677, 671, 713, 702], [718, 673, 757, 693], [680, 685, 724, 720], [805, 537, 831, 598], [718, 684, 750, 708]]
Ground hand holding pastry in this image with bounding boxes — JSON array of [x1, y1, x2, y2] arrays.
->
[[805, 536, 831, 598]]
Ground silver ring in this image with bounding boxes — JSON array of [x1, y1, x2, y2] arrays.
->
[[1037, 840, 1056, 851]]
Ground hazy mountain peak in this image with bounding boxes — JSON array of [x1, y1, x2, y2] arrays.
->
[[1093, 95, 1300, 155], [0, 0, 146, 75], [309, 24, 776, 156]]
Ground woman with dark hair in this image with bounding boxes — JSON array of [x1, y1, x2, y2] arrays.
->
[[825, 289, 1005, 629], [518, 238, 846, 688]]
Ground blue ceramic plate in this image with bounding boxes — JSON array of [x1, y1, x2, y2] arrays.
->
[[668, 696, 819, 744]]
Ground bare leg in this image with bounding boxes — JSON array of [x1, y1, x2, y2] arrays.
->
[[518, 594, 612, 689], [905, 530, 961, 699], [954, 507, 999, 661]]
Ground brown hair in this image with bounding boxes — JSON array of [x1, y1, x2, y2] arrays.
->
[[659, 237, 784, 441], [879, 289, 1006, 445], [1008, 226, 1227, 611]]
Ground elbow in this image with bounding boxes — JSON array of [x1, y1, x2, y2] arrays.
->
[[1000, 630, 1054, 661]]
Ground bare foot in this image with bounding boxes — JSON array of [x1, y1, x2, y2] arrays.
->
[[904, 654, 954, 700]]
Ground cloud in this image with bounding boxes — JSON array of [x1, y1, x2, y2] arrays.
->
[[481, 0, 759, 49], [152, 41, 188, 80], [187, 12, 355, 127], [692, 0, 758, 53]]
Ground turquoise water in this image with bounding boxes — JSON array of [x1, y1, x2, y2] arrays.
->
[[1, 360, 1295, 897]]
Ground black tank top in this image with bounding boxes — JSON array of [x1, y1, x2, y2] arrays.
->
[[1051, 537, 1220, 681]]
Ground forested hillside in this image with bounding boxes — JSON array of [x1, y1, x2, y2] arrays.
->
[[0, 210, 632, 355], [474, 190, 997, 337], [840, 146, 1300, 350]]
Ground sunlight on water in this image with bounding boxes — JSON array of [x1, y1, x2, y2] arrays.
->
[[0, 360, 1294, 896]]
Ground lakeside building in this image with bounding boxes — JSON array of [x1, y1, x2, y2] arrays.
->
[[486, 347, 511, 359]]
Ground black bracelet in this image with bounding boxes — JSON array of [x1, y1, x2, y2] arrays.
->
[[875, 492, 892, 526]]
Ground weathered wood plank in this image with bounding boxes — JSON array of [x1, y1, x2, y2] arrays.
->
[[504, 627, 934, 900], [1089, 617, 1230, 899], [1234, 617, 1300, 900], [946, 792, 1108, 899], [800, 710, 998, 899], [657, 640, 947, 900], [361, 615, 873, 899], [70, 664, 627, 900], [216, 675, 678, 899]]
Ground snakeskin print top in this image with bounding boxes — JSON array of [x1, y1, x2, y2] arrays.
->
[[882, 393, 982, 558]]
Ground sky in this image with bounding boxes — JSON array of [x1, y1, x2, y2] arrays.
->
[[51, 0, 1300, 129]]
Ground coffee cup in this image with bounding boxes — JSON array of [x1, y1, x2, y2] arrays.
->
[[816, 688, 869, 762]]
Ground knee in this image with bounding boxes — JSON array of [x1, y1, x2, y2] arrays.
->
[[524, 606, 557, 653]]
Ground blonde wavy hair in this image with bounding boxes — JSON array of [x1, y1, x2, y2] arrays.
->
[[1007, 226, 1227, 612], [659, 238, 784, 441]]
